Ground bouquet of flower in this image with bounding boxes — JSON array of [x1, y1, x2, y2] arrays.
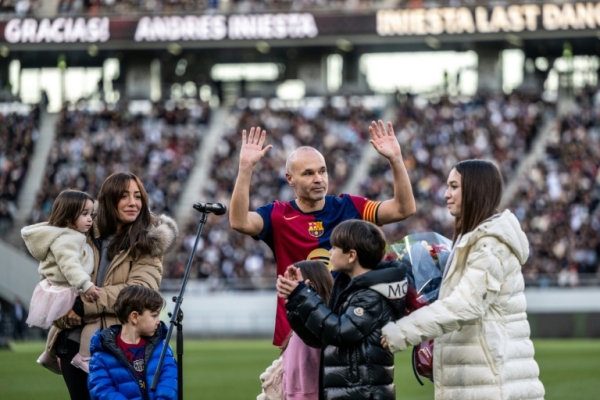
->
[[386, 232, 452, 384]]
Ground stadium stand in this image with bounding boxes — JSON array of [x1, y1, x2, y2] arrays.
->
[[509, 87, 600, 287], [60, 0, 408, 15], [0, 0, 38, 16], [359, 91, 555, 244], [0, 104, 39, 236]]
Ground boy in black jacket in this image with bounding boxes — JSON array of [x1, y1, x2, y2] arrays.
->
[[276, 219, 408, 400]]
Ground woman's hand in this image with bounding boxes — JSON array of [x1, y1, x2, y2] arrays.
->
[[381, 334, 389, 349]]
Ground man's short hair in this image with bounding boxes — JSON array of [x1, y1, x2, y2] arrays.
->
[[285, 146, 322, 173], [330, 219, 386, 269], [113, 285, 165, 324]]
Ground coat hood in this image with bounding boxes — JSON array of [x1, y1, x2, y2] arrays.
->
[[145, 214, 179, 257], [458, 210, 529, 265], [21, 222, 86, 261], [90, 321, 168, 354]]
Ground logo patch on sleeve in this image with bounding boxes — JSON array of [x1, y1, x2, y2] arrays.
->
[[370, 280, 408, 299], [354, 307, 364, 317]]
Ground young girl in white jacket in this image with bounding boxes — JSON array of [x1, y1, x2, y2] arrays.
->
[[382, 160, 545, 400], [22, 189, 100, 375]]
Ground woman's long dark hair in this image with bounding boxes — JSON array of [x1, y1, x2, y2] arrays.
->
[[452, 159, 503, 243], [96, 172, 152, 260], [280, 261, 333, 352]]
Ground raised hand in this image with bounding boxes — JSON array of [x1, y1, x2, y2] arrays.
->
[[239, 126, 273, 169], [284, 265, 304, 282], [369, 120, 402, 161]]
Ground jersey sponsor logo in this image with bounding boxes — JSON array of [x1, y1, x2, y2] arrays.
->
[[283, 215, 300, 220], [308, 221, 324, 237], [306, 248, 331, 269]]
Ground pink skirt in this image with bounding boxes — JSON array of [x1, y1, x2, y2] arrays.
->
[[26, 279, 78, 329]]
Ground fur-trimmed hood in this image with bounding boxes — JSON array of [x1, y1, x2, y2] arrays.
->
[[145, 214, 179, 257]]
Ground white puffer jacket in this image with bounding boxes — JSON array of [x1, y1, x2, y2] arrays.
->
[[21, 222, 95, 292], [383, 210, 545, 400]]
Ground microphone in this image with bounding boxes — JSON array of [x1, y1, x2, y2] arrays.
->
[[193, 202, 227, 215]]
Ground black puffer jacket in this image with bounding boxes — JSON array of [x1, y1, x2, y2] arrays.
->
[[286, 260, 408, 400]]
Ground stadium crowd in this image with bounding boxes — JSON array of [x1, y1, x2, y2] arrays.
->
[[165, 92, 575, 289], [0, 106, 39, 235], [360, 91, 552, 243], [3, 90, 598, 290], [0, 0, 37, 16], [28, 100, 208, 224], [509, 88, 600, 287], [49, 0, 587, 16], [55, 0, 426, 15]]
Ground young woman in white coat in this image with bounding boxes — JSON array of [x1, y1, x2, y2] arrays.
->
[[381, 159, 545, 400]]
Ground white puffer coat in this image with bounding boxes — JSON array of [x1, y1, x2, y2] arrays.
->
[[383, 210, 545, 400], [21, 222, 95, 292]]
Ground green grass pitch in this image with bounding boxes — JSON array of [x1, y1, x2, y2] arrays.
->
[[0, 339, 598, 399]]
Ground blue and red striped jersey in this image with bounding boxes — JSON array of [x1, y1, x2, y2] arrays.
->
[[255, 193, 381, 346]]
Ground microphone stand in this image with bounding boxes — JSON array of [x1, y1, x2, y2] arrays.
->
[[151, 207, 214, 399]]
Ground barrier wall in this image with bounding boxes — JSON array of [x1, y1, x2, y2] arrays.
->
[[0, 241, 38, 304], [162, 284, 600, 338]]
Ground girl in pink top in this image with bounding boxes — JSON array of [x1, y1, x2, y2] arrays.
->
[[281, 261, 333, 400], [258, 260, 333, 400]]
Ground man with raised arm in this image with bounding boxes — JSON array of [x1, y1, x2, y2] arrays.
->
[[230, 120, 416, 346]]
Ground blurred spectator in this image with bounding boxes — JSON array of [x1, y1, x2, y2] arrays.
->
[[11, 298, 27, 340], [0, 0, 38, 15]]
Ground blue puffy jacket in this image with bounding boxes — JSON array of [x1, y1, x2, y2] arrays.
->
[[88, 322, 177, 400]]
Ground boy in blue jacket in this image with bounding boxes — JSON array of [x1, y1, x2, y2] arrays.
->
[[88, 285, 177, 400]]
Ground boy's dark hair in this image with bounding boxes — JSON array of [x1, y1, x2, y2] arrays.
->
[[47, 189, 94, 228], [113, 285, 165, 324], [330, 219, 386, 269]]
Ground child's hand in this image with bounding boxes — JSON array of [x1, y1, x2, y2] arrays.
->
[[276, 275, 299, 299], [84, 285, 101, 302], [284, 266, 304, 282]]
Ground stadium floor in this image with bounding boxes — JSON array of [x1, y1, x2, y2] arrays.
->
[[0, 339, 597, 399]]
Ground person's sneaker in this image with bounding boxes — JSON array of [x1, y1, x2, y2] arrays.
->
[[37, 351, 62, 375], [70, 353, 90, 374]]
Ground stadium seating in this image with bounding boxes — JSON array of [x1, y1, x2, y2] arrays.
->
[[359, 91, 553, 244], [0, 105, 39, 236], [508, 88, 600, 287]]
